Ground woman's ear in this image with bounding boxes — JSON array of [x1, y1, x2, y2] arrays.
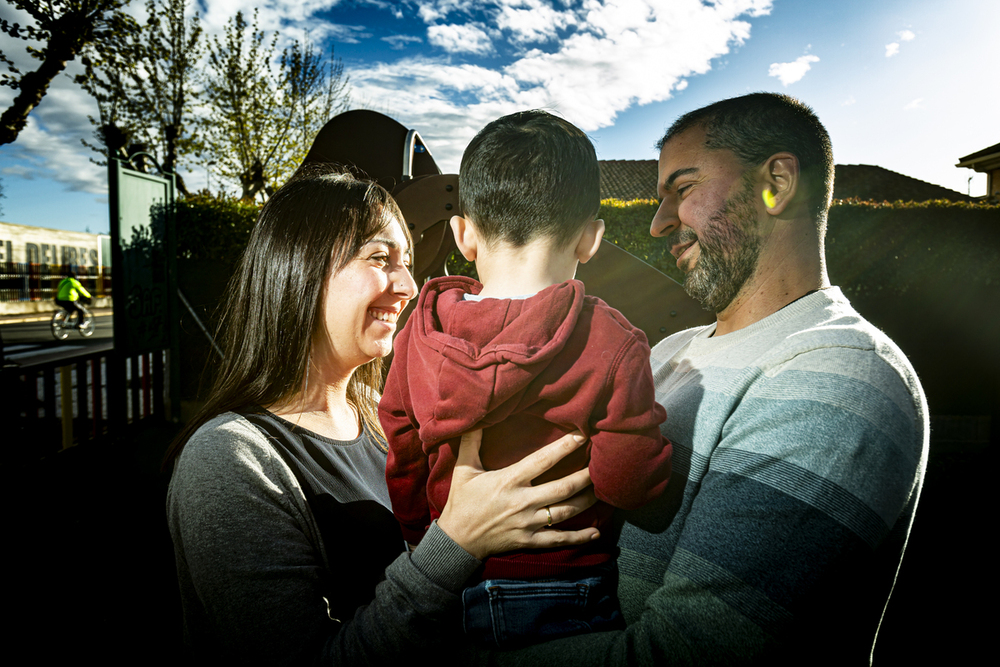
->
[[450, 215, 479, 261], [760, 152, 799, 216], [576, 218, 605, 264]]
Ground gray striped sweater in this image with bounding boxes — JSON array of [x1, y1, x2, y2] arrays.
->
[[491, 287, 928, 665]]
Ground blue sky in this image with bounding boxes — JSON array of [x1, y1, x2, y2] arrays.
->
[[1, 0, 996, 234]]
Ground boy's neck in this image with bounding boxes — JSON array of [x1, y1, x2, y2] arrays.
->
[[475, 240, 579, 298]]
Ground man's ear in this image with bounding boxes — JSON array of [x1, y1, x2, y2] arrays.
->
[[449, 215, 478, 261], [575, 218, 605, 264], [760, 152, 799, 216]]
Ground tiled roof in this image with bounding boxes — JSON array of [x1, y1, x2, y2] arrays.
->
[[833, 164, 973, 202], [597, 159, 973, 203], [599, 160, 658, 201]]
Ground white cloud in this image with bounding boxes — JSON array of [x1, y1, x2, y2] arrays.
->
[[352, 0, 774, 170], [0, 54, 107, 194], [495, 0, 576, 43], [4, 0, 776, 189], [383, 34, 424, 49], [0, 163, 38, 179], [904, 98, 923, 110], [320, 24, 373, 44], [842, 95, 856, 106], [886, 29, 915, 57], [768, 54, 820, 86], [427, 22, 494, 54], [201, 0, 346, 34], [414, 0, 477, 24]]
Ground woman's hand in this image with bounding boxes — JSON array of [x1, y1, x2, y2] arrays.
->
[[437, 429, 599, 561]]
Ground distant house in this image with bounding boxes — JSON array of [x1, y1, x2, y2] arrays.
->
[[956, 142, 1000, 200], [832, 165, 973, 202], [598, 160, 972, 203], [599, 160, 658, 201]]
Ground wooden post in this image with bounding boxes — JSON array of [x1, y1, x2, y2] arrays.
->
[[76, 360, 87, 443], [91, 358, 102, 438], [142, 353, 151, 419], [60, 365, 73, 449]]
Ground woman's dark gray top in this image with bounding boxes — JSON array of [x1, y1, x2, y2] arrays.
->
[[167, 412, 480, 666]]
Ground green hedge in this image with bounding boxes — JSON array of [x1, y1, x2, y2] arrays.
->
[[175, 194, 260, 262], [599, 198, 683, 282], [826, 199, 1000, 296], [172, 194, 1000, 292], [445, 198, 676, 282], [597, 197, 1000, 290]]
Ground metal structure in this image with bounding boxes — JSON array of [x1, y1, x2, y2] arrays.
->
[[107, 155, 180, 424]]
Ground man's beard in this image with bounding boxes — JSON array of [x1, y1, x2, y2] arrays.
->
[[668, 177, 762, 314]]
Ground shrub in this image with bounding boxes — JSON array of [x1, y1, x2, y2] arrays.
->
[[175, 193, 260, 262]]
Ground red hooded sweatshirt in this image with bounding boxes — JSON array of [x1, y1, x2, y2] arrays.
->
[[381, 276, 671, 579]]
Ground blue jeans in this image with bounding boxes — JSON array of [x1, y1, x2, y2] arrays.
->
[[462, 562, 624, 648]]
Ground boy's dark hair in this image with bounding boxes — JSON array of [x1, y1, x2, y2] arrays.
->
[[658, 92, 834, 230], [460, 109, 600, 248]]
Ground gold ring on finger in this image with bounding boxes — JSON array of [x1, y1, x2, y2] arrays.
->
[[545, 505, 553, 527]]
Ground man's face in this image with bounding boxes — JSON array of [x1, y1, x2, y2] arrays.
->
[[651, 126, 763, 313]]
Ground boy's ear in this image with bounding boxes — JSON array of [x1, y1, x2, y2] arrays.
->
[[449, 215, 478, 261], [575, 218, 605, 264], [760, 152, 799, 217]]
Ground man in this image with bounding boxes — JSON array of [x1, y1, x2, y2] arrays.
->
[[489, 93, 928, 664]]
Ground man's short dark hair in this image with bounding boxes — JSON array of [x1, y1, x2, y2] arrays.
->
[[460, 110, 600, 248], [658, 92, 834, 228]]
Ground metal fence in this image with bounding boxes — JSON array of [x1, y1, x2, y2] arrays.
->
[[3, 347, 167, 454], [0, 263, 112, 303]]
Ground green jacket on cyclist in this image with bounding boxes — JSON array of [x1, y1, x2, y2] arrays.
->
[[57, 276, 92, 302]]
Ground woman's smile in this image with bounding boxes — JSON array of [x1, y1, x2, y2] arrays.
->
[[319, 218, 417, 373], [368, 306, 402, 324]]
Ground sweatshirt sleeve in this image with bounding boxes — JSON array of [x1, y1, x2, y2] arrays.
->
[[587, 331, 672, 510], [71, 278, 92, 299], [167, 417, 480, 666], [380, 327, 434, 544]]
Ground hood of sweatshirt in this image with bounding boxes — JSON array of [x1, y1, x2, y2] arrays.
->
[[401, 275, 587, 443]]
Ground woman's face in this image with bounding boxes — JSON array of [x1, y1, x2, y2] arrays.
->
[[318, 218, 417, 376]]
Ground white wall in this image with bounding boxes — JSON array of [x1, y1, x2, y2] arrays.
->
[[0, 221, 108, 267]]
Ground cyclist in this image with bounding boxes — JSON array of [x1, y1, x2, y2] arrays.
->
[[55, 270, 92, 329]]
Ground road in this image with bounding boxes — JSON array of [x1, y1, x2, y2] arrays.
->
[[1, 313, 114, 367]]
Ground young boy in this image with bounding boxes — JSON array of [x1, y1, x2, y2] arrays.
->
[[379, 110, 671, 648]]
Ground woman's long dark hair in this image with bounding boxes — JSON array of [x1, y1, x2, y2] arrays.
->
[[165, 166, 410, 464]]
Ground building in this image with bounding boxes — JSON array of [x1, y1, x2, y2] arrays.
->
[[599, 159, 659, 201], [597, 161, 974, 203], [0, 221, 112, 315], [832, 164, 973, 202], [0, 220, 111, 269], [957, 142, 1000, 200]]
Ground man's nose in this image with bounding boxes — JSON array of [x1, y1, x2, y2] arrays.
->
[[650, 198, 679, 237]]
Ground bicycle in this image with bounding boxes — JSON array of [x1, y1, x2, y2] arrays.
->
[[51, 301, 95, 340]]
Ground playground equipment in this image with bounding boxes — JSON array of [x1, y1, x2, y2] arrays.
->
[[301, 110, 712, 347]]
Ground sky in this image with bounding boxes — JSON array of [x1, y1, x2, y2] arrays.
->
[[1, 0, 997, 234]]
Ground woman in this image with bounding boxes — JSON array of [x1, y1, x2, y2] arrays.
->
[[165, 167, 596, 665]]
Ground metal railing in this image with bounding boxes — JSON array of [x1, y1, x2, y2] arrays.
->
[[3, 346, 167, 453], [0, 262, 112, 303]]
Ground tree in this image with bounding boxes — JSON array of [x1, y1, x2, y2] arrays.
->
[[203, 10, 348, 202], [73, 16, 140, 163], [74, 0, 202, 194], [0, 0, 136, 146]]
